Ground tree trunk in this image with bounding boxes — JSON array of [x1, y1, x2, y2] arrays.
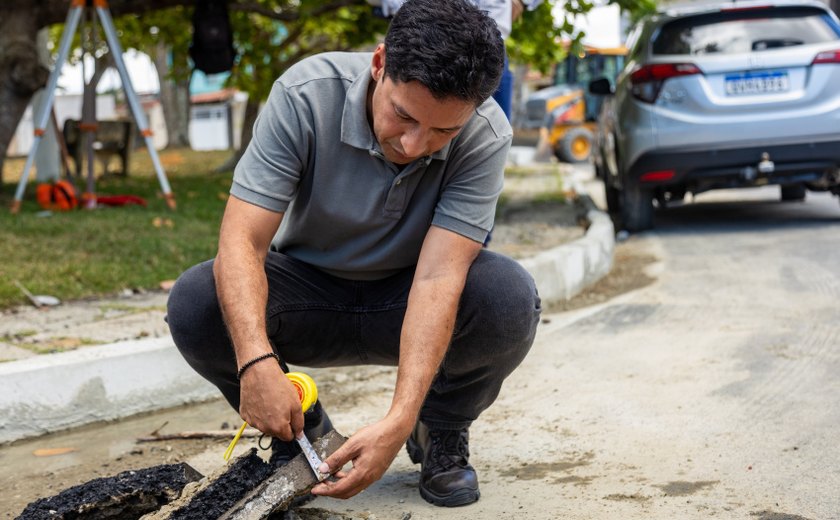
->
[[1, 0, 195, 188], [0, 9, 48, 188], [216, 97, 259, 173], [152, 42, 191, 149]]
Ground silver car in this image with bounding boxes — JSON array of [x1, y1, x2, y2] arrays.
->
[[589, 0, 840, 231]]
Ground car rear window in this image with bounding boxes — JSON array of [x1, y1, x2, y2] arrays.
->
[[653, 6, 840, 55]]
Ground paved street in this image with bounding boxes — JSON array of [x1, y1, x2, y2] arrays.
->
[[315, 186, 840, 518]]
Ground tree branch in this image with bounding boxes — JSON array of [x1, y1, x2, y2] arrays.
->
[[229, 0, 366, 22]]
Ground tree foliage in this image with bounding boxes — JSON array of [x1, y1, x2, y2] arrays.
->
[[116, 7, 194, 80], [509, 0, 656, 74], [228, 1, 387, 103]]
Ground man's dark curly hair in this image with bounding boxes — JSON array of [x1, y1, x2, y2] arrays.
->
[[383, 0, 505, 106]]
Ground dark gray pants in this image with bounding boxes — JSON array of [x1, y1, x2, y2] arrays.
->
[[167, 250, 540, 430]]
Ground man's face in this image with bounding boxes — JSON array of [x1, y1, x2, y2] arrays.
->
[[368, 44, 475, 165]]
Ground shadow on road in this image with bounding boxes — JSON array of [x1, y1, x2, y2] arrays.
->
[[647, 189, 840, 235]]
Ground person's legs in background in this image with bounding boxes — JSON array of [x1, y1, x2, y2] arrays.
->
[[492, 51, 513, 121], [485, 51, 513, 248]]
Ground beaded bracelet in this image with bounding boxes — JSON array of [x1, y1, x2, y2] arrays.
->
[[236, 352, 280, 380]]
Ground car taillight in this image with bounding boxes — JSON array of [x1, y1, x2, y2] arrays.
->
[[630, 63, 702, 103], [640, 170, 676, 183], [812, 50, 840, 64]]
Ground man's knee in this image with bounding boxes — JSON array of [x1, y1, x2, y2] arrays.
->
[[166, 260, 222, 351], [459, 250, 541, 345]]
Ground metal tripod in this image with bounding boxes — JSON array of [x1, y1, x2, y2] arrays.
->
[[11, 0, 176, 214]]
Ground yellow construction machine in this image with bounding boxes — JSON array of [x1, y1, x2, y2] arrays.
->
[[523, 45, 627, 163]]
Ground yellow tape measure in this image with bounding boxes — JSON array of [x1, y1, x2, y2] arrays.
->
[[223, 371, 318, 461], [286, 371, 318, 413]]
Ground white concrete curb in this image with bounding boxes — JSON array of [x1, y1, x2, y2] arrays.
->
[[1, 203, 615, 444], [519, 205, 615, 303], [0, 336, 217, 444]]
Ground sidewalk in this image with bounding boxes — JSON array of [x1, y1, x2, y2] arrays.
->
[[0, 153, 614, 444]]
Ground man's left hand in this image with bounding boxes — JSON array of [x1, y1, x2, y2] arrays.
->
[[310, 417, 411, 499]]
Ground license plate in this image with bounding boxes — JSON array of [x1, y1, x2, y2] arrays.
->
[[725, 71, 790, 95]]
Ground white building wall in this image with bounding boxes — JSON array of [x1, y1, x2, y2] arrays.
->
[[8, 94, 118, 157], [190, 103, 230, 151]]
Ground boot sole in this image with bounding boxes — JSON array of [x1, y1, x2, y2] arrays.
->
[[405, 436, 480, 507], [419, 486, 481, 507]]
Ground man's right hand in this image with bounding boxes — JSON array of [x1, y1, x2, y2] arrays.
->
[[238, 357, 304, 441]]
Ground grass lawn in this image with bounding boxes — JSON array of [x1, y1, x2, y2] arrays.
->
[[0, 148, 232, 309], [0, 148, 566, 310]]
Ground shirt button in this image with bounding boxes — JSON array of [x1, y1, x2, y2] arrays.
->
[[396, 179, 402, 185]]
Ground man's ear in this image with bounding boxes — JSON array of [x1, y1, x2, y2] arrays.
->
[[370, 43, 386, 82]]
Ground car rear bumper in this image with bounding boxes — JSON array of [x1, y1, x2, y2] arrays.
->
[[626, 140, 840, 193]]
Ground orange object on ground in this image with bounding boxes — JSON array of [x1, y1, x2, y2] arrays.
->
[[36, 181, 79, 211]]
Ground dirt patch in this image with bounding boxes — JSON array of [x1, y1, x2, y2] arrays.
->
[[603, 493, 651, 503], [492, 180, 659, 313], [547, 241, 658, 313], [498, 452, 595, 480], [488, 198, 585, 259], [751, 512, 814, 520], [554, 475, 596, 486], [655, 480, 719, 497]]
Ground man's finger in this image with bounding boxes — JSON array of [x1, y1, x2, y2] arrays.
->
[[277, 424, 294, 442], [290, 407, 305, 437], [320, 441, 357, 476], [311, 469, 367, 499]]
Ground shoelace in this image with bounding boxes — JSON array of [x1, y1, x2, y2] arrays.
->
[[427, 429, 471, 471]]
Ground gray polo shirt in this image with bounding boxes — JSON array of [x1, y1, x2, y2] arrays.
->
[[232, 52, 511, 280]]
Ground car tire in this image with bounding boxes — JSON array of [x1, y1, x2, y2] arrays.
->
[[780, 184, 806, 202], [605, 182, 621, 216], [621, 183, 654, 232], [555, 127, 594, 163]]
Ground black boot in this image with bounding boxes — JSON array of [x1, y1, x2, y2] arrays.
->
[[406, 421, 479, 507], [269, 401, 333, 467]]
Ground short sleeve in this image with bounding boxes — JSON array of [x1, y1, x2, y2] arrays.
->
[[432, 107, 512, 243], [231, 80, 312, 213]]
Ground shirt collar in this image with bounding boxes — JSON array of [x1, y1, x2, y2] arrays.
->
[[340, 65, 375, 151]]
